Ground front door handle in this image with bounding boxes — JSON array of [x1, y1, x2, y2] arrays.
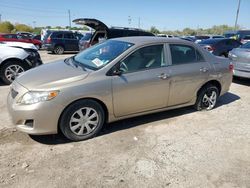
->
[[200, 67, 208, 73], [158, 73, 170, 80]]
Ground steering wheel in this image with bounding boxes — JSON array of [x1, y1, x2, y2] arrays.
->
[[120, 62, 128, 72]]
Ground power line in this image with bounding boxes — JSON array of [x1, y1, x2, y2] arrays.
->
[[0, 3, 66, 14]]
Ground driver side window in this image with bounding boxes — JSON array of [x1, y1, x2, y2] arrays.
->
[[120, 44, 166, 73]]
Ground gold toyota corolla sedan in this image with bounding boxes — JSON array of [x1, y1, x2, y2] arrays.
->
[[7, 37, 233, 141]]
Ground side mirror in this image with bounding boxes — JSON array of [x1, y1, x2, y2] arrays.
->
[[112, 69, 122, 76]]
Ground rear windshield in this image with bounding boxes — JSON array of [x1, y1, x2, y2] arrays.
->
[[240, 42, 250, 49]]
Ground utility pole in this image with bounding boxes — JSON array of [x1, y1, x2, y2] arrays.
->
[[138, 17, 141, 29], [128, 16, 131, 26], [0, 14, 2, 22], [234, 0, 241, 30], [68, 9, 71, 29]]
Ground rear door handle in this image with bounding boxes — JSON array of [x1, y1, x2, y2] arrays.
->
[[158, 73, 170, 80], [200, 67, 208, 73]]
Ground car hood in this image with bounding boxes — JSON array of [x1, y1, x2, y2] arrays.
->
[[0, 46, 28, 62], [16, 60, 90, 90], [1, 41, 37, 50]]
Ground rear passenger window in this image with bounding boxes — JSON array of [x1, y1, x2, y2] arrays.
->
[[52, 33, 63, 39], [64, 33, 75, 39], [170, 44, 204, 65]]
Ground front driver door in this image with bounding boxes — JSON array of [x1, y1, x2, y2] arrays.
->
[[112, 44, 171, 117]]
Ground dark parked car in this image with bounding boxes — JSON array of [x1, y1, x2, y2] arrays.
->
[[73, 18, 154, 50], [224, 30, 250, 42], [198, 38, 241, 57], [43, 31, 83, 54], [78, 33, 92, 51]]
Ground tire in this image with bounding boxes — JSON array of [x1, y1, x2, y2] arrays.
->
[[0, 60, 27, 85], [220, 53, 227, 58], [59, 100, 105, 141], [194, 84, 219, 111], [53, 45, 64, 55]]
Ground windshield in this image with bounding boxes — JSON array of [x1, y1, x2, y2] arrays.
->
[[74, 40, 134, 70], [240, 42, 250, 49]]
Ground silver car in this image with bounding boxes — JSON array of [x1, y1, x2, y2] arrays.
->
[[7, 37, 233, 141], [229, 42, 250, 78]]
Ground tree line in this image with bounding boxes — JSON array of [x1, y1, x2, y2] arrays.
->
[[149, 25, 240, 36], [0, 20, 240, 36], [0, 21, 89, 35]]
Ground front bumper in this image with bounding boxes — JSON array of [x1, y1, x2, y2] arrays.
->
[[42, 44, 54, 51], [7, 81, 64, 135]]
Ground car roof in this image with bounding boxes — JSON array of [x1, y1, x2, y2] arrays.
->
[[110, 36, 193, 45]]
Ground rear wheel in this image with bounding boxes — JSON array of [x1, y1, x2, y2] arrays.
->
[[194, 84, 219, 111], [0, 60, 27, 84], [59, 100, 105, 141], [53, 45, 64, 55]]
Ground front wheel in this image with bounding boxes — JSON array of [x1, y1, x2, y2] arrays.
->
[[0, 60, 27, 85], [59, 100, 105, 141], [194, 84, 219, 111]]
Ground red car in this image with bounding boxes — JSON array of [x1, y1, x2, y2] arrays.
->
[[0, 33, 42, 49]]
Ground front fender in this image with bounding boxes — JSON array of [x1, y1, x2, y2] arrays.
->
[[0, 47, 29, 64]]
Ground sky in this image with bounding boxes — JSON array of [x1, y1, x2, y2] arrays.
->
[[0, 0, 249, 31]]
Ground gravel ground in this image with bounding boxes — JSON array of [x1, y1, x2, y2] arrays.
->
[[0, 51, 249, 188]]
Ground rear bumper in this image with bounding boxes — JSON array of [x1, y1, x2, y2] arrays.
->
[[43, 44, 54, 51]]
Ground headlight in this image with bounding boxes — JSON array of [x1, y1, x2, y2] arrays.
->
[[18, 91, 59, 105]]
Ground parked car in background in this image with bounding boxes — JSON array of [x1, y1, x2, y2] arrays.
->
[[0, 33, 42, 49], [224, 30, 237, 38], [198, 38, 241, 57], [78, 33, 92, 51], [33, 34, 41, 41], [43, 31, 83, 54], [224, 30, 250, 42], [16, 32, 34, 38], [240, 35, 250, 44], [7, 37, 232, 141], [229, 42, 250, 78], [0, 41, 42, 84], [157, 34, 174, 38], [194, 35, 225, 43], [73, 18, 154, 49]]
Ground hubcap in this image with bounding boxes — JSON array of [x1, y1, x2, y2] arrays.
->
[[5, 65, 25, 82], [202, 91, 217, 110], [69, 107, 99, 136], [55, 47, 63, 54]]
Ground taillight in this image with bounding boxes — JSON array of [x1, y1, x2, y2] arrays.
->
[[207, 46, 215, 52], [229, 63, 234, 72], [46, 37, 51, 43]]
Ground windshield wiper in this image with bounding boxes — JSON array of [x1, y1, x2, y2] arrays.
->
[[72, 56, 86, 71]]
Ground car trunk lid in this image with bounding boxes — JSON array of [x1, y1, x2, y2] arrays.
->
[[73, 18, 109, 31]]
